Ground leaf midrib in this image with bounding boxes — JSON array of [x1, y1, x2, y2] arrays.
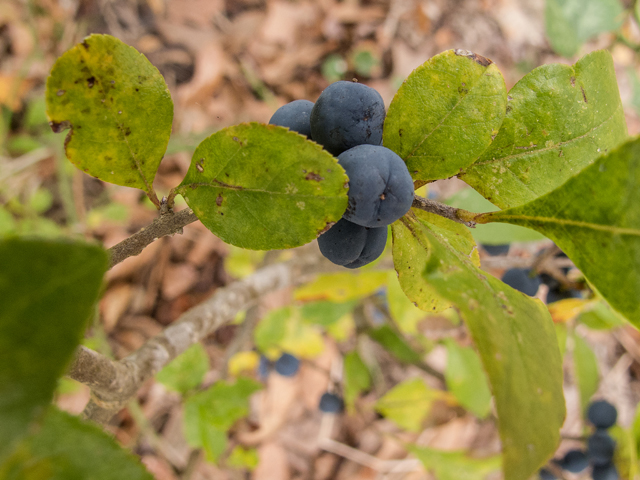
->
[[492, 213, 640, 236], [470, 102, 623, 168]]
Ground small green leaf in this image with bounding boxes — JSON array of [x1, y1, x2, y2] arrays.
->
[[375, 378, 442, 432], [573, 334, 599, 413], [0, 408, 152, 479], [46, 34, 173, 195], [480, 137, 640, 325], [444, 340, 492, 419], [178, 123, 348, 250], [368, 325, 423, 364], [343, 351, 371, 412], [183, 377, 261, 464], [300, 300, 356, 327], [460, 50, 627, 209], [391, 210, 478, 313], [294, 271, 388, 303], [545, 0, 624, 58], [578, 301, 626, 330], [444, 188, 546, 244], [0, 238, 107, 461], [254, 307, 324, 358], [393, 211, 565, 480], [386, 272, 426, 334], [227, 446, 259, 471], [383, 49, 507, 182], [409, 446, 501, 480], [156, 343, 209, 395]]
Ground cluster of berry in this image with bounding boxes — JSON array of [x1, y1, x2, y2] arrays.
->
[[258, 353, 345, 413], [496, 248, 582, 303], [269, 81, 414, 268], [539, 400, 619, 480]]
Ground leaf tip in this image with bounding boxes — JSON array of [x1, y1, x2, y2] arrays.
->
[[453, 49, 493, 67]]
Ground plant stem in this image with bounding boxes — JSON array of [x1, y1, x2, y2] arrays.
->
[[411, 195, 480, 227], [107, 208, 198, 268]]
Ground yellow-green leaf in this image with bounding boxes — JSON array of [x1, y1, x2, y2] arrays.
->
[[391, 210, 478, 313], [480, 137, 640, 325], [375, 378, 443, 432], [460, 50, 627, 209], [46, 34, 173, 195], [0, 238, 107, 461], [178, 123, 349, 250], [0, 408, 152, 479], [383, 50, 507, 182], [409, 446, 501, 480], [444, 339, 492, 419], [393, 210, 565, 480]]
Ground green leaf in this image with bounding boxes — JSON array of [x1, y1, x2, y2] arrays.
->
[[177, 123, 348, 250], [578, 301, 626, 330], [391, 210, 479, 313], [343, 351, 371, 412], [227, 446, 259, 471], [184, 377, 261, 463], [294, 271, 388, 303], [383, 49, 507, 182], [392, 210, 565, 480], [0, 408, 152, 479], [444, 340, 492, 419], [375, 378, 442, 432], [444, 188, 546, 244], [156, 343, 209, 395], [367, 325, 423, 364], [0, 238, 107, 462], [45, 34, 173, 195], [386, 272, 426, 334], [409, 446, 501, 480], [479, 137, 640, 325], [300, 300, 356, 327], [545, 0, 624, 58], [254, 307, 324, 358], [573, 334, 599, 413], [460, 50, 627, 209]]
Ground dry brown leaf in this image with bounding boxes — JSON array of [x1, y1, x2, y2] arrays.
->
[[260, 1, 320, 47], [253, 442, 291, 480], [141, 455, 178, 480], [100, 283, 134, 332], [0, 74, 33, 111], [178, 41, 229, 106], [162, 262, 199, 300]]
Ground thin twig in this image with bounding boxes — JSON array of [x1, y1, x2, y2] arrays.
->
[[68, 249, 346, 423], [411, 196, 477, 228], [107, 208, 198, 268]]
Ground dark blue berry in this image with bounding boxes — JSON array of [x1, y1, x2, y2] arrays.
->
[[501, 268, 542, 296], [274, 353, 300, 377], [558, 449, 588, 473], [310, 81, 385, 156], [587, 400, 618, 429], [319, 392, 344, 413], [482, 244, 510, 256], [538, 468, 556, 480], [269, 100, 314, 139], [588, 430, 616, 466], [337, 145, 414, 228], [317, 218, 387, 269], [592, 463, 619, 480]]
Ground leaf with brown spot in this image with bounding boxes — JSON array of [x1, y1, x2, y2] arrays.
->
[[459, 50, 627, 209], [392, 210, 565, 480], [178, 123, 348, 250], [383, 49, 507, 183], [45, 34, 173, 197]]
